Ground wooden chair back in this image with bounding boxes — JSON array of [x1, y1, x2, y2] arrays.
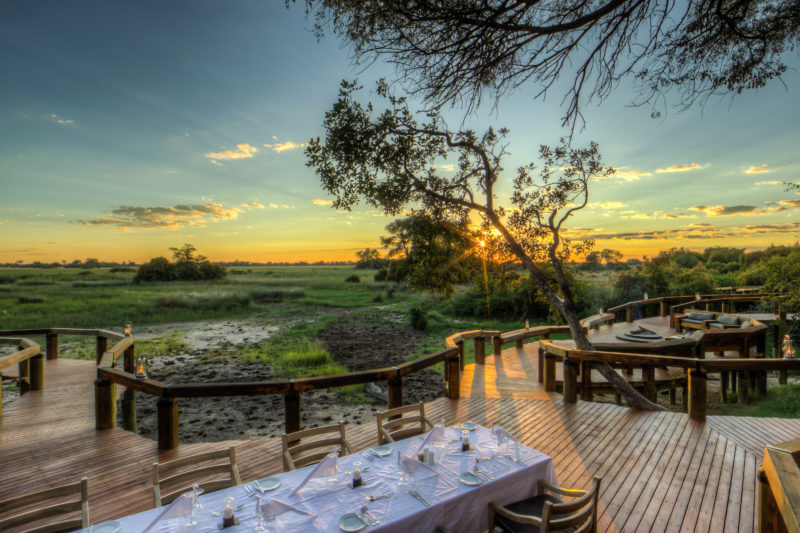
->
[[152, 446, 241, 507], [376, 403, 434, 444], [0, 477, 88, 533], [282, 422, 353, 471]]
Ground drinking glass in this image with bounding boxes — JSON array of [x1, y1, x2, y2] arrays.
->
[[396, 451, 409, 489], [254, 495, 269, 533], [183, 484, 204, 530]]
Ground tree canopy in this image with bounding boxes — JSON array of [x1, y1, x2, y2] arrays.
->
[[300, 0, 799, 129]]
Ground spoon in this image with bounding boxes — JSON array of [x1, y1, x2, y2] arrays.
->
[[366, 491, 393, 501]]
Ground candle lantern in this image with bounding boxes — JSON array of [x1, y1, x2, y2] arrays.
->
[[695, 293, 701, 301], [783, 335, 795, 360], [525, 319, 529, 330], [123, 322, 133, 337], [135, 353, 150, 379], [643, 293, 649, 301]]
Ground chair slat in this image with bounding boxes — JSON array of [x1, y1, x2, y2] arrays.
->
[[157, 448, 233, 474], [160, 464, 234, 492]]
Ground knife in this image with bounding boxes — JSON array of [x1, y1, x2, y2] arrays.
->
[[409, 490, 431, 506], [503, 454, 527, 466]]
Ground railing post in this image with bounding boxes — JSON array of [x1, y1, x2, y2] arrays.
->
[[95, 336, 107, 365], [157, 397, 179, 450], [758, 468, 778, 533], [493, 337, 502, 357], [446, 355, 460, 400], [659, 301, 667, 317], [95, 377, 116, 430], [625, 307, 633, 323], [515, 338, 524, 349], [543, 353, 557, 392], [474, 338, 485, 365], [388, 376, 403, 409], [581, 362, 593, 401], [720, 371, 728, 403], [687, 368, 707, 421], [563, 358, 578, 403], [738, 371, 750, 404], [123, 343, 135, 373], [18, 359, 29, 394], [537, 345, 545, 384], [457, 341, 465, 371], [46, 333, 58, 360], [122, 343, 137, 432], [30, 353, 44, 391], [643, 366, 656, 402], [284, 388, 300, 435]]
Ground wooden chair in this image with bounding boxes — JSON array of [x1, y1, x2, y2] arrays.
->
[[0, 477, 88, 533], [489, 476, 601, 533], [376, 403, 434, 444], [282, 422, 353, 471], [153, 447, 241, 507]]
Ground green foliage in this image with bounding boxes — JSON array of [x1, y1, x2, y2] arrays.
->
[[409, 306, 428, 331], [344, 274, 361, 283], [156, 292, 252, 311], [134, 246, 226, 283], [17, 295, 45, 304], [109, 267, 136, 273], [354, 248, 385, 269]]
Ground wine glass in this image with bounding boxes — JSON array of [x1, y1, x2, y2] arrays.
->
[[183, 484, 204, 530], [396, 451, 409, 489], [327, 445, 340, 484], [254, 495, 269, 533]]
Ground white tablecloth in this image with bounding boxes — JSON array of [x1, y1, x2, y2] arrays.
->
[[89, 425, 554, 533]]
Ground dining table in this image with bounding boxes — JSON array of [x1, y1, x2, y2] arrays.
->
[[82, 424, 555, 533]]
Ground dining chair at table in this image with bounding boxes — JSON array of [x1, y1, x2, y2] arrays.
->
[[152, 446, 242, 507], [489, 476, 601, 533], [376, 403, 434, 444], [282, 422, 354, 471], [0, 476, 88, 533]]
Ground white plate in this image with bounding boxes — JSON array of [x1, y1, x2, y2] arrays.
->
[[459, 471, 484, 486], [255, 476, 281, 491], [370, 445, 392, 457], [338, 512, 367, 531], [460, 421, 478, 430], [90, 521, 121, 533]]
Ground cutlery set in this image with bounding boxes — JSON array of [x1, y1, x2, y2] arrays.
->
[[366, 491, 393, 501], [408, 489, 431, 506], [359, 505, 380, 525]]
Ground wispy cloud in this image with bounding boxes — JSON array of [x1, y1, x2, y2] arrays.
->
[[263, 141, 307, 153], [655, 163, 704, 173], [745, 164, 770, 174], [50, 113, 74, 125], [689, 205, 764, 216], [205, 143, 258, 162], [241, 202, 264, 209], [313, 198, 333, 206], [756, 180, 782, 185], [778, 200, 800, 207], [663, 213, 696, 219], [437, 163, 455, 172], [593, 201, 627, 209], [78, 203, 241, 230], [600, 167, 651, 181]]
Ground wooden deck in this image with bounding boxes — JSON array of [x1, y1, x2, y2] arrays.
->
[[1, 348, 798, 531]]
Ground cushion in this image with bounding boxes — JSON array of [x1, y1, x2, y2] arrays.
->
[[707, 322, 725, 329], [681, 318, 703, 325], [740, 320, 752, 328], [494, 494, 577, 533], [688, 311, 716, 321], [717, 315, 741, 326]]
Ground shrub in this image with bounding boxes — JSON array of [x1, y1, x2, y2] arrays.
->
[[0, 276, 14, 284], [409, 307, 428, 331], [77, 270, 93, 276], [372, 294, 383, 303], [374, 267, 388, 282], [250, 289, 305, 302], [345, 274, 361, 283], [17, 295, 45, 304], [109, 267, 136, 273]]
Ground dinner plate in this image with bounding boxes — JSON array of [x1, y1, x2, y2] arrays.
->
[[90, 521, 121, 533], [255, 476, 281, 491], [460, 421, 478, 430], [458, 471, 484, 486], [338, 512, 367, 531], [370, 445, 392, 457]]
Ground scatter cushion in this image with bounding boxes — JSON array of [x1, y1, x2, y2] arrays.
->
[[494, 494, 577, 533], [687, 311, 716, 321], [740, 321, 752, 328], [717, 315, 741, 326], [681, 318, 703, 325]]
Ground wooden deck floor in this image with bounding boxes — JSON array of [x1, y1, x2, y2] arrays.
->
[[1, 350, 797, 531]]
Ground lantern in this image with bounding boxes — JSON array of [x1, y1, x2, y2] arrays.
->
[[135, 353, 150, 379], [123, 321, 132, 337], [783, 335, 795, 360]]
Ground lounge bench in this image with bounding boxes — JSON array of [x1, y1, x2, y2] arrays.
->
[[676, 311, 742, 332]]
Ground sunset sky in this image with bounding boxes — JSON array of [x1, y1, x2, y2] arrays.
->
[[2, 1, 800, 263]]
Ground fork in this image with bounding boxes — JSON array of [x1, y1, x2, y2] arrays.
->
[[360, 505, 380, 525], [360, 451, 376, 462], [366, 491, 393, 501], [242, 484, 256, 497]]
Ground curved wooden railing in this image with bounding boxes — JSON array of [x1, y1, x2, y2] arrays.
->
[[759, 438, 800, 531], [0, 336, 42, 416], [606, 293, 783, 324]]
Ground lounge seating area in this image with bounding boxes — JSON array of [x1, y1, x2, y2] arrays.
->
[[675, 310, 748, 331]]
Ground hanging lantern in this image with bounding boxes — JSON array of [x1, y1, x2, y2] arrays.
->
[[135, 353, 150, 379], [783, 335, 795, 360]]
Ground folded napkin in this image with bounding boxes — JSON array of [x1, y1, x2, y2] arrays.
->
[[290, 449, 339, 497], [142, 492, 194, 532], [492, 426, 516, 444], [259, 497, 315, 518], [417, 421, 446, 451]]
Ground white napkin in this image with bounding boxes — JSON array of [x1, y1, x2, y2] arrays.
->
[[290, 450, 339, 497], [417, 422, 445, 451], [142, 492, 193, 532], [259, 497, 315, 517], [493, 426, 516, 443]]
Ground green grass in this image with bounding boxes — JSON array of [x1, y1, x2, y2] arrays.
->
[[715, 382, 800, 417]]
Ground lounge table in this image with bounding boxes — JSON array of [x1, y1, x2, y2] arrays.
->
[[87, 425, 554, 533]]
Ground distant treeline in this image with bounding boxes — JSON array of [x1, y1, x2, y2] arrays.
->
[[0, 259, 356, 268]]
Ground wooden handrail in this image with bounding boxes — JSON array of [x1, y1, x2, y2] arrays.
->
[[760, 439, 800, 531], [0, 328, 125, 340]]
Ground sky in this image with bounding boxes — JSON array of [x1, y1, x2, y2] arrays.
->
[[2, 1, 800, 264]]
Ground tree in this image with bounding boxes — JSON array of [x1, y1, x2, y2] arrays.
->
[[306, 80, 660, 409], [354, 247, 383, 268], [300, 0, 798, 129]]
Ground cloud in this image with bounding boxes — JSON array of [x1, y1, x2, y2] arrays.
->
[[745, 164, 770, 174], [313, 198, 334, 206], [663, 213, 695, 219], [655, 163, 704, 173], [78, 203, 241, 230], [756, 180, 782, 185], [593, 201, 627, 209], [205, 143, 258, 162], [241, 202, 264, 209], [50, 113, 74, 125], [779, 200, 800, 207], [269, 203, 279, 208], [437, 163, 455, 172], [263, 141, 307, 153], [689, 204, 764, 216], [600, 167, 651, 181]]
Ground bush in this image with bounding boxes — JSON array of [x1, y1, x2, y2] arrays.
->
[[374, 267, 388, 282], [133, 254, 226, 283], [17, 296, 45, 304], [410, 307, 428, 331], [109, 267, 136, 273], [345, 274, 361, 283], [0, 276, 14, 284]]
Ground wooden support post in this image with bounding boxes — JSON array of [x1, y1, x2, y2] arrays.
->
[[757, 371, 767, 397], [30, 354, 44, 391], [388, 376, 403, 409], [457, 341, 465, 371], [780, 369, 788, 385], [615, 393, 621, 405], [46, 333, 58, 360], [738, 371, 749, 404], [121, 389, 137, 432], [643, 366, 656, 402], [515, 338, 523, 350], [774, 322, 786, 361], [537, 346, 544, 384], [705, 302, 711, 312], [95, 336, 107, 365], [157, 397, 179, 450], [563, 359, 578, 403], [625, 307, 633, 323], [681, 382, 688, 411], [474, 338, 485, 365], [687, 369, 707, 421], [493, 337, 503, 357], [17, 359, 29, 394], [721, 301, 729, 313], [284, 389, 300, 435], [95, 378, 116, 430], [543, 353, 557, 392], [446, 356, 460, 400], [758, 468, 779, 533], [581, 362, 593, 402], [669, 382, 676, 405], [123, 344, 135, 373], [730, 371, 737, 391], [659, 301, 667, 317], [720, 371, 728, 403]]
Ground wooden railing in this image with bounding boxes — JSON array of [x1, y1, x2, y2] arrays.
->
[[445, 330, 500, 368], [759, 438, 800, 532], [0, 337, 42, 415], [606, 293, 783, 324]]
